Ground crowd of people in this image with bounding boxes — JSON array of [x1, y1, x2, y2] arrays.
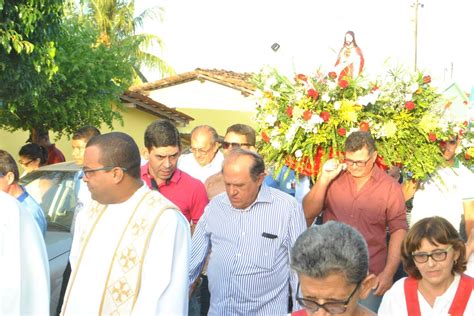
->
[[1, 117, 474, 316]]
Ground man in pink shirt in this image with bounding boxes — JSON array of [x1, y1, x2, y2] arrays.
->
[[141, 120, 208, 233], [303, 131, 407, 313]]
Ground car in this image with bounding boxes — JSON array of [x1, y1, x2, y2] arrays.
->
[[19, 162, 83, 315]]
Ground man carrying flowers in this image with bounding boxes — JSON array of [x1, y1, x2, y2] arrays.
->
[[302, 131, 408, 313]]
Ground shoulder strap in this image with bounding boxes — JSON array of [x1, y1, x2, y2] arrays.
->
[[448, 274, 474, 316], [404, 277, 422, 316]]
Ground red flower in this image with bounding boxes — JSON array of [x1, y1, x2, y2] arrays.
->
[[422, 75, 431, 84], [464, 100, 469, 105], [338, 80, 349, 89], [303, 110, 312, 121], [320, 111, 330, 122], [359, 121, 370, 132], [328, 71, 337, 79], [296, 74, 308, 82], [371, 85, 379, 92], [261, 131, 270, 143], [286, 106, 293, 117], [307, 89, 319, 100], [463, 121, 469, 126], [428, 132, 437, 142], [466, 152, 471, 160], [405, 101, 415, 111], [337, 127, 346, 136]]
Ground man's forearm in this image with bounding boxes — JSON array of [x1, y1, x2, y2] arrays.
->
[[383, 229, 406, 276]]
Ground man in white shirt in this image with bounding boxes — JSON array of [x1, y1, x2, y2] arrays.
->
[[62, 132, 190, 315], [411, 135, 474, 236], [178, 125, 223, 183], [0, 191, 50, 315]]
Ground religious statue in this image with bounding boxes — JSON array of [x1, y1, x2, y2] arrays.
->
[[334, 31, 364, 81]]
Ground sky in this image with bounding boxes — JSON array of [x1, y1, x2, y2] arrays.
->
[[136, 0, 474, 92]]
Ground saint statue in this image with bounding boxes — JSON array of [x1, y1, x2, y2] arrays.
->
[[334, 31, 364, 81]]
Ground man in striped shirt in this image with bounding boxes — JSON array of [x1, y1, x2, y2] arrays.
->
[[190, 149, 307, 315]]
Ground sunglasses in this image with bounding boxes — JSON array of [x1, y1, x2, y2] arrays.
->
[[221, 141, 252, 150]]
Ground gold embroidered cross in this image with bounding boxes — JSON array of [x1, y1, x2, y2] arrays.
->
[[119, 247, 138, 271], [110, 279, 133, 304]]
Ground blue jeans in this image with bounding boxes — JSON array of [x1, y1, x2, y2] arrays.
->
[[189, 275, 210, 316]]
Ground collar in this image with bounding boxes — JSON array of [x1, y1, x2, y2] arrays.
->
[[141, 162, 182, 187], [16, 186, 28, 202]]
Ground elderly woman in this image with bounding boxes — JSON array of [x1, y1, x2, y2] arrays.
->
[[379, 216, 474, 315], [290, 221, 376, 315]]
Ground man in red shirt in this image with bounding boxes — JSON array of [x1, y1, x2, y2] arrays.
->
[[141, 120, 208, 233], [303, 131, 407, 313], [36, 130, 65, 165]]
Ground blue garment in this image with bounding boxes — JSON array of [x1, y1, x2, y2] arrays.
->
[[17, 188, 47, 236], [264, 166, 296, 196], [189, 185, 306, 315]]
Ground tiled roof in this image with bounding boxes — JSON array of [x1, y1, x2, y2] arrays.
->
[[130, 68, 256, 96], [120, 90, 194, 126]]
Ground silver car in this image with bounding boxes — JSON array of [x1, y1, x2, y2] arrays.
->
[[20, 162, 82, 315]]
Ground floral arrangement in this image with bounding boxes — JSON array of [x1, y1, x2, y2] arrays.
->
[[253, 66, 474, 181]]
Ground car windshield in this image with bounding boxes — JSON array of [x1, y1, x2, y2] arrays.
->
[[20, 169, 79, 232]]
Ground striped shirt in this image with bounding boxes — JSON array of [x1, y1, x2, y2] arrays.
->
[[189, 185, 306, 315]]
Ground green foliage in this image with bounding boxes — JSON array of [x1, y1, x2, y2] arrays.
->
[[0, 17, 135, 136]]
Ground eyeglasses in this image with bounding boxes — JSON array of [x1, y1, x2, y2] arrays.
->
[[221, 141, 252, 150], [190, 146, 214, 155], [412, 245, 453, 264], [81, 166, 127, 178], [19, 159, 34, 167], [343, 154, 374, 167], [296, 282, 361, 314]]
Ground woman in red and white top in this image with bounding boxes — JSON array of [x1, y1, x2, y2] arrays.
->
[[379, 216, 474, 315]]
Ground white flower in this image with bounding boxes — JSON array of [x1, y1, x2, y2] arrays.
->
[[312, 126, 318, 133], [295, 149, 303, 158], [286, 124, 299, 141], [322, 93, 331, 102], [357, 95, 370, 107], [271, 139, 281, 149], [265, 114, 277, 126], [334, 101, 341, 110], [273, 91, 281, 98], [295, 91, 304, 102], [347, 127, 359, 136], [405, 94, 413, 102], [327, 80, 337, 90], [308, 114, 324, 125], [409, 83, 419, 93]]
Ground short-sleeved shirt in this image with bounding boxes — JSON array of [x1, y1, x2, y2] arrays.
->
[[141, 164, 208, 224], [411, 161, 474, 232], [17, 188, 47, 236], [46, 144, 65, 165], [323, 166, 407, 275]]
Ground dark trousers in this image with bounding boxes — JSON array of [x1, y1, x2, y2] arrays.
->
[[56, 262, 71, 316], [189, 275, 210, 316]]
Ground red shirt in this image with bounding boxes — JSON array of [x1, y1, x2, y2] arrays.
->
[[46, 144, 65, 165], [323, 166, 407, 275], [141, 163, 208, 224]]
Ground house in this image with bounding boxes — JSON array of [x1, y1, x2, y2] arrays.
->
[[128, 68, 257, 135]]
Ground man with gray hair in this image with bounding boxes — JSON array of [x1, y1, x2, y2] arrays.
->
[[178, 125, 224, 183], [290, 221, 376, 315], [190, 148, 306, 315]]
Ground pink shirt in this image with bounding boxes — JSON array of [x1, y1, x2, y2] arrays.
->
[[141, 163, 208, 224], [323, 166, 407, 275]]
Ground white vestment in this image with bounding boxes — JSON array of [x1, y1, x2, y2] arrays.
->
[[62, 185, 190, 315], [0, 191, 50, 315]]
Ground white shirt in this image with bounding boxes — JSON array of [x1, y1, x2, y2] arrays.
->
[[411, 162, 474, 231], [178, 151, 224, 183], [379, 274, 474, 315], [65, 185, 190, 315], [0, 191, 50, 315]]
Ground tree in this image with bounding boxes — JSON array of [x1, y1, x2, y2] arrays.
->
[[81, 0, 174, 80], [0, 0, 64, 137], [0, 16, 136, 138]]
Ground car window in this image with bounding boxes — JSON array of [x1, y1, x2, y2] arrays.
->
[[20, 170, 79, 232]]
